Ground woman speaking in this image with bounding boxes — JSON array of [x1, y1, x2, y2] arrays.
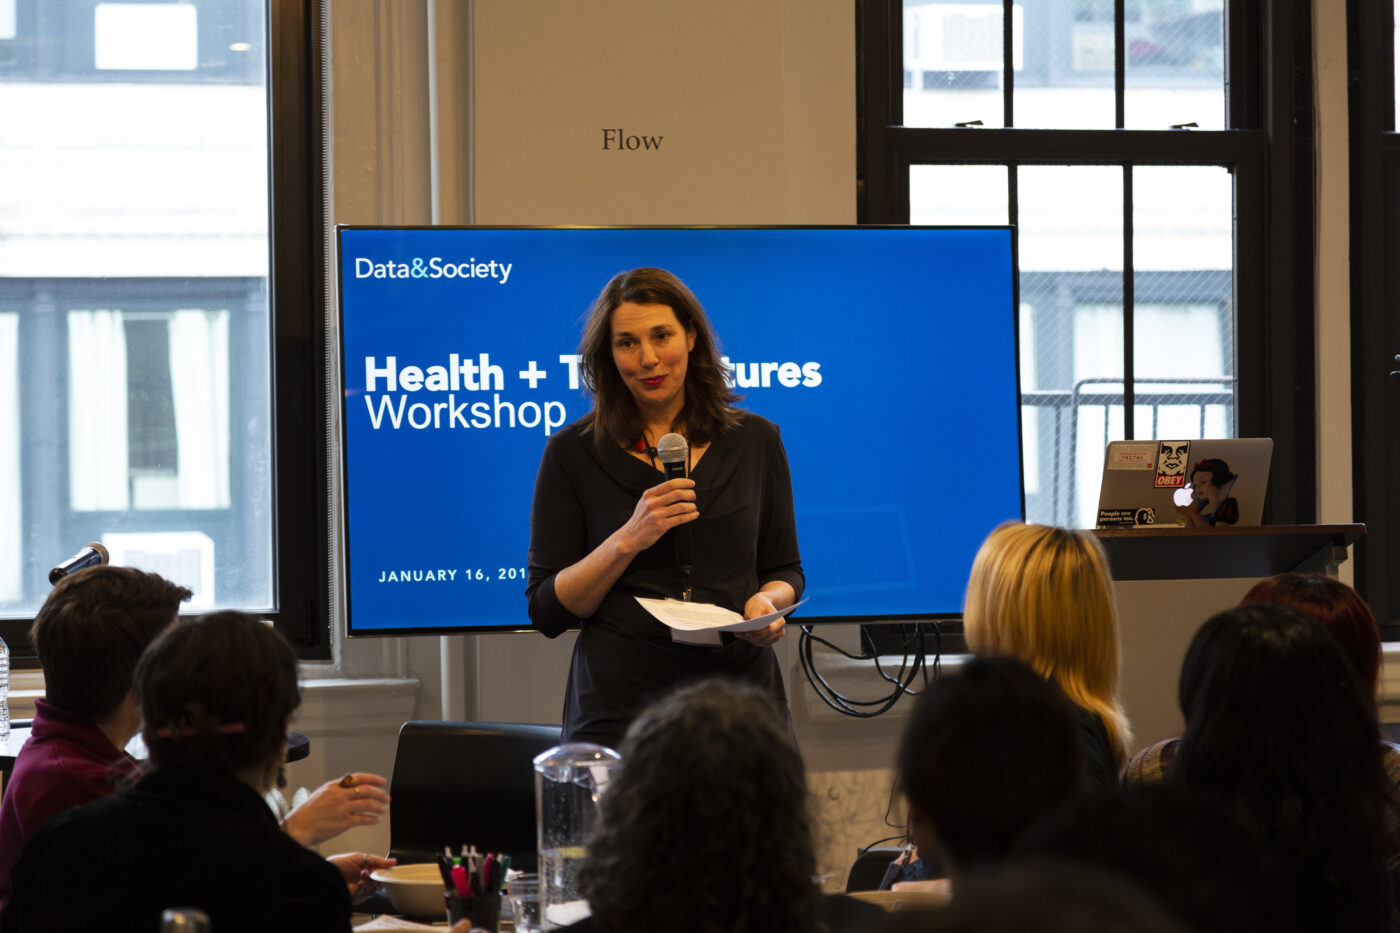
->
[[526, 267, 803, 749]]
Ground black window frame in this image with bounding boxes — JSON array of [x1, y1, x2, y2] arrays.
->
[[858, 0, 1317, 529], [264, 0, 331, 660], [1348, 0, 1400, 636]]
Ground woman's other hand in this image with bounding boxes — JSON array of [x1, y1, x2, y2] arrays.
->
[[282, 772, 390, 848], [618, 478, 698, 554], [736, 590, 786, 647], [328, 852, 396, 903]]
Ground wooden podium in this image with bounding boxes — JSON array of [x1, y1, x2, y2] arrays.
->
[[1091, 524, 1365, 755]]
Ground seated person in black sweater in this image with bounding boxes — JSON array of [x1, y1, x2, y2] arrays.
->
[[881, 861, 1192, 933], [1165, 605, 1396, 933], [888, 656, 1086, 892], [0, 565, 389, 911], [2, 612, 394, 933], [1011, 782, 1284, 933]]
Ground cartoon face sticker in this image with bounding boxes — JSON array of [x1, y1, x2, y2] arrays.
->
[[1155, 441, 1190, 488]]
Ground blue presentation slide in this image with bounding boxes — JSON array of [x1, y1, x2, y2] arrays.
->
[[337, 226, 1022, 634]]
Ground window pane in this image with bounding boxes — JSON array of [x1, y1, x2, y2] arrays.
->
[[1131, 165, 1235, 440], [67, 309, 233, 514], [909, 164, 1010, 225], [1124, 0, 1225, 129], [904, 0, 1228, 130], [0, 1, 272, 616], [1018, 166, 1124, 527], [903, 0, 1009, 128], [1015, 0, 1114, 129], [94, 3, 199, 71]]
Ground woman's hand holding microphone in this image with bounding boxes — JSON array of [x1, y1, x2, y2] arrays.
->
[[618, 477, 698, 554]]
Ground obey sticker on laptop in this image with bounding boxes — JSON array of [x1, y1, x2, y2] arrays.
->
[[1154, 441, 1191, 488]]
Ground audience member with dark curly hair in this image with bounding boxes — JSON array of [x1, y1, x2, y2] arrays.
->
[[561, 678, 882, 933], [1169, 604, 1396, 933]]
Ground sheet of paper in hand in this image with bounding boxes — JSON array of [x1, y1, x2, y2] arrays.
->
[[635, 597, 809, 646]]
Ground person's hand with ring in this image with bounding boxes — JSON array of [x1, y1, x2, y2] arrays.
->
[[281, 772, 391, 847]]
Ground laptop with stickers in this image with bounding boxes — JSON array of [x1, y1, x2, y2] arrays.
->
[[1095, 438, 1274, 529]]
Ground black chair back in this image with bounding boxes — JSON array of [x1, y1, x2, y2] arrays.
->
[[388, 720, 562, 872], [846, 845, 905, 892]]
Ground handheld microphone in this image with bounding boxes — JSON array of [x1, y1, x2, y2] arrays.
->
[[656, 433, 695, 584], [49, 542, 109, 585]]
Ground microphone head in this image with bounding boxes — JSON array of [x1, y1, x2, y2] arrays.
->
[[656, 432, 689, 465], [48, 542, 111, 585]]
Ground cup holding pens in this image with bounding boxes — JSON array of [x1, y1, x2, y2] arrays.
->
[[445, 891, 502, 932]]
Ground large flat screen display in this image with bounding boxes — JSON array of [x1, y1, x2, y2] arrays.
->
[[337, 226, 1022, 635]]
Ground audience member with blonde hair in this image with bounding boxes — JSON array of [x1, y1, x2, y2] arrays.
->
[[963, 522, 1130, 785]]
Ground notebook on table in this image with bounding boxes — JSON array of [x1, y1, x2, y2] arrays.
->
[[1095, 438, 1274, 529]]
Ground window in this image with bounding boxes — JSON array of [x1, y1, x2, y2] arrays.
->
[[0, 0, 327, 660], [861, 0, 1314, 530]]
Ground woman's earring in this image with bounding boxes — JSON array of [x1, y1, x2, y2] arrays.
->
[[277, 765, 287, 790]]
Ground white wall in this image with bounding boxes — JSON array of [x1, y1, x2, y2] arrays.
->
[[470, 1, 853, 224]]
